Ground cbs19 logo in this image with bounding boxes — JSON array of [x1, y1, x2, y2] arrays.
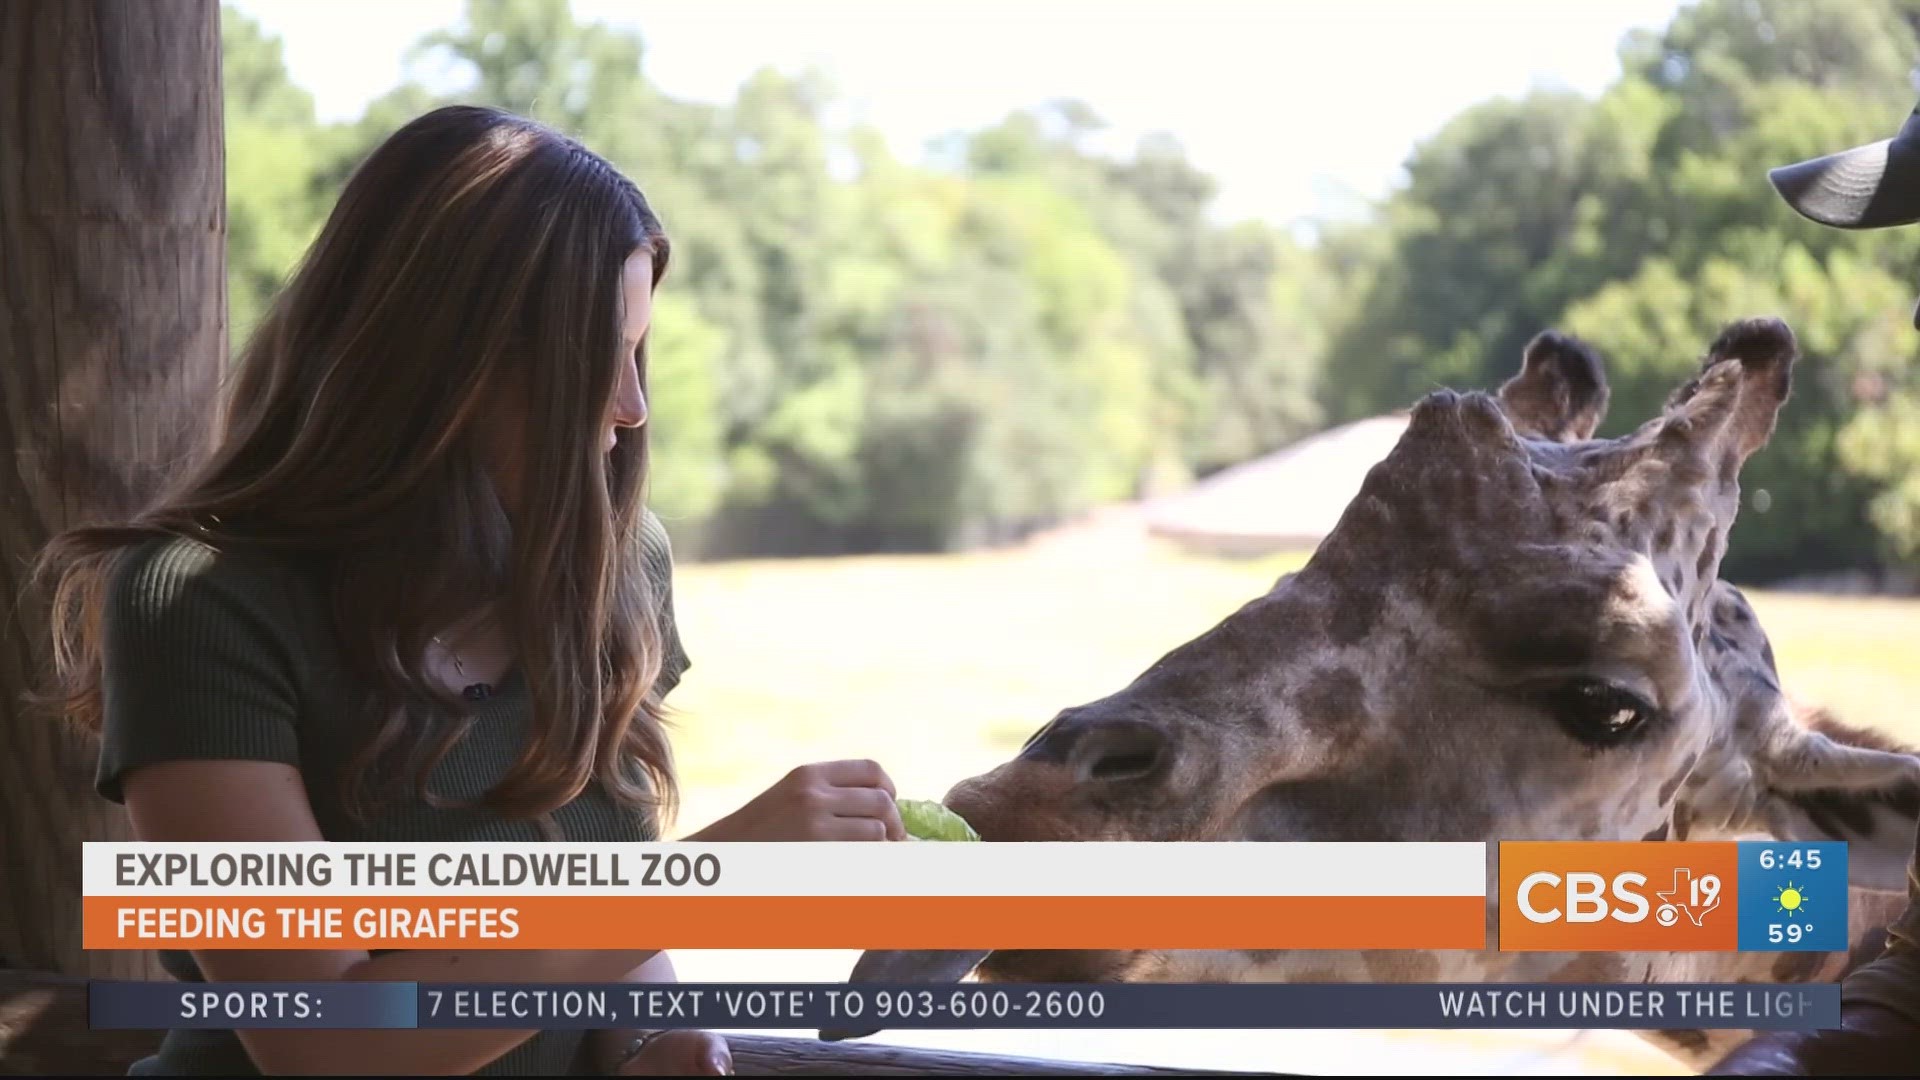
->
[[1515, 869, 1722, 926]]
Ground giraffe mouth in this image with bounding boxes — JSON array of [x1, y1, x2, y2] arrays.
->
[[817, 768, 1143, 1041], [819, 946, 1131, 1042], [976, 948, 1133, 983]]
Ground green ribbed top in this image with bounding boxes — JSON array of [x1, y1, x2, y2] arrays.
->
[[95, 512, 690, 1077], [1840, 833, 1920, 1022]]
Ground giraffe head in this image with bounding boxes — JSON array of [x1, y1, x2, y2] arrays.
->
[[916, 318, 1920, 985]]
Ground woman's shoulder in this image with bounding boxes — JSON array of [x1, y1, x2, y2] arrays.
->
[[95, 533, 318, 805], [635, 509, 691, 691], [637, 507, 676, 564], [106, 531, 321, 641], [635, 508, 684, 600]]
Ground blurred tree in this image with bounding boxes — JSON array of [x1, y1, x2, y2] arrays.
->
[[222, 6, 326, 347], [1325, 0, 1920, 579], [1322, 88, 1660, 421], [211, 0, 1920, 573]]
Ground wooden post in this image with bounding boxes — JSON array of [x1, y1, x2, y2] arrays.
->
[[0, 0, 226, 977]]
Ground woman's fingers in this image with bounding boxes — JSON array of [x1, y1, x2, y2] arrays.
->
[[825, 815, 893, 841], [808, 758, 897, 798], [825, 786, 906, 840], [617, 1031, 731, 1075]]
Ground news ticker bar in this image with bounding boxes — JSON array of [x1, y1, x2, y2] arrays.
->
[[82, 839, 1849, 953], [86, 981, 1839, 1032]]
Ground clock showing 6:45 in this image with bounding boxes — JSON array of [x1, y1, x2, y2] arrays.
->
[[1758, 847, 1823, 871], [1736, 842, 1848, 953]]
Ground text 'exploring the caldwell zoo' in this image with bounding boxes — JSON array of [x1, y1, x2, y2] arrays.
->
[[83, 838, 1846, 954]]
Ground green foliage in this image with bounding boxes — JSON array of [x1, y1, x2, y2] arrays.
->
[[897, 799, 980, 842], [1324, 0, 1920, 578], [218, 0, 1319, 553], [644, 292, 728, 524], [218, 0, 1920, 572], [221, 7, 323, 347]]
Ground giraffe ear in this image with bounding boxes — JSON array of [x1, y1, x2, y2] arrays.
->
[[1497, 332, 1610, 442], [1753, 709, 1920, 893]]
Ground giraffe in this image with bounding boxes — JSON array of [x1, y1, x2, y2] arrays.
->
[[836, 318, 1920, 1072]]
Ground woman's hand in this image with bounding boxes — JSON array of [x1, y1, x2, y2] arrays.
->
[[691, 759, 905, 841], [614, 1031, 731, 1075]]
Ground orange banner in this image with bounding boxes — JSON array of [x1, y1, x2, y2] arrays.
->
[[85, 895, 1487, 951], [1498, 842, 1740, 952]]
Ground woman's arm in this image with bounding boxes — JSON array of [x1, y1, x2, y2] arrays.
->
[[682, 759, 905, 842], [587, 953, 678, 1073], [124, 760, 662, 1077], [125, 756, 889, 1074], [585, 954, 729, 1075]]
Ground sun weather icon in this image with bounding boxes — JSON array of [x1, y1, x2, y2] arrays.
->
[[1774, 882, 1805, 916]]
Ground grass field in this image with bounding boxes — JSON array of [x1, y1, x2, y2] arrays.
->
[[662, 536, 1314, 827], [654, 531, 1920, 1074], [662, 534, 1920, 829]]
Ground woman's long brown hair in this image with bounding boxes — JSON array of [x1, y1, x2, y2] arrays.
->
[[35, 105, 678, 825]]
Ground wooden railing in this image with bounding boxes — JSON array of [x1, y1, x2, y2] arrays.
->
[[0, 970, 1279, 1076]]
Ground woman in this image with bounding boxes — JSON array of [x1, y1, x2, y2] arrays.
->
[[37, 104, 906, 1076]]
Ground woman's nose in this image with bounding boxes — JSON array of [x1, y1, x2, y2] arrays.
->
[[612, 391, 648, 428], [611, 363, 648, 428]]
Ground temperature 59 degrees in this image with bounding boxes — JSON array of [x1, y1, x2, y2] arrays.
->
[[1758, 848, 1822, 871], [1768, 922, 1817, 945]]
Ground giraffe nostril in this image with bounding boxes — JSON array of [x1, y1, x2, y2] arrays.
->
[[1066, 720, 1172, 784]]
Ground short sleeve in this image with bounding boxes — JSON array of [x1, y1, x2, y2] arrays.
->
[[1840, 821, 1920, 1021], [639, 510, 692, 701], [95, 538, 304, 804]]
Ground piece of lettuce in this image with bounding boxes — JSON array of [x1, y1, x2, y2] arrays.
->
[[897, 798, 980, 842]]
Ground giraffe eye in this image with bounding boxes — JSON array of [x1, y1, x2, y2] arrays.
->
[[1543, 678, 1661, 749]]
